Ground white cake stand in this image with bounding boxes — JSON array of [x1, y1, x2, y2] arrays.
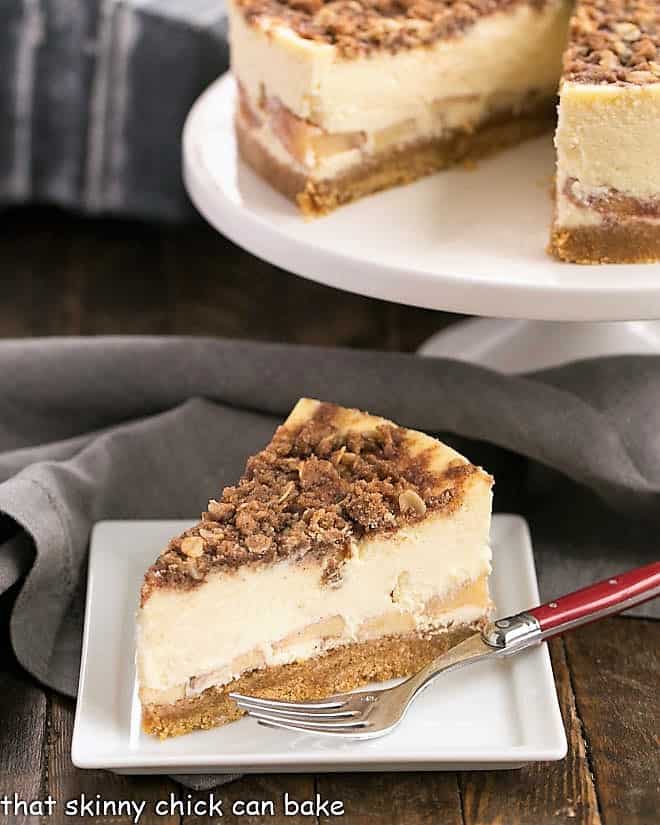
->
[[183, 74, 660, 373]]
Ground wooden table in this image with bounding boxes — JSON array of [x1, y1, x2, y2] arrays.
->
[[0, 206, 657, 825]]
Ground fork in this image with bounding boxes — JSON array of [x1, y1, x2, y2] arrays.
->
[[231, 561, 660, 739]]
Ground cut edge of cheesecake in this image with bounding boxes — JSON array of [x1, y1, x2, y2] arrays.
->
[[137, 399, 494, 738], [549, 0, 660, 264], [229, 0, 571, 216]]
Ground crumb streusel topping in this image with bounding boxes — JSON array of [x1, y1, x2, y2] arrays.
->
[[563, 0, 659, 85], [235, 0, 551, 58], [141, 403, 484, 601]]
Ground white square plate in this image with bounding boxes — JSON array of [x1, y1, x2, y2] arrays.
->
[[72, 514, 567, 774]]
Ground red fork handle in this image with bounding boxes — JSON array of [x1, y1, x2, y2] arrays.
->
[[528, 561, 660, 640]]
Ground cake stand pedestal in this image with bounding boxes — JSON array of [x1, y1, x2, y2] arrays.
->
[[182, 74, 660, 371], [418, 320, 660, 373]]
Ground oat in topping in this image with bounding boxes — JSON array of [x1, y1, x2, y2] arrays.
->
[[398, 489, 428, 516]]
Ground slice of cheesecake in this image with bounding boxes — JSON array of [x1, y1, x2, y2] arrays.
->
[[550, 0, 660, 263], [137, 399, 493, 738], [229, 0, 571, 216]]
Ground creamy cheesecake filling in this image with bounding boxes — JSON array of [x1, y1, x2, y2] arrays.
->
[[138, 502, 492, 705], [554, 81, 660, 229], [229, 0, 571, 136]]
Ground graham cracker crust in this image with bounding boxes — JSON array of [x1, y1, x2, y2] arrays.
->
[[236, 104, 556, 217], [549, 223, 660, 264], [142, 625, 477, 738]]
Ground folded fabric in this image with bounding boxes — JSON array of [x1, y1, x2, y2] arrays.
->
[[1, 336, 658, 786], [0, 0, 227, 220]]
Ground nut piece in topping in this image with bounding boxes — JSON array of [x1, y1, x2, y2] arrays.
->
[[207, 500, 235, 522], [398, 489, 427, 517], [246, 534, 273, 555], [199, 528, 223, 541], [181, 536, 205, 558]]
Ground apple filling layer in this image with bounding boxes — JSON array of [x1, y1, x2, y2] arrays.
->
[[560, 177, 660, 224], [238, 83, 552, 182]]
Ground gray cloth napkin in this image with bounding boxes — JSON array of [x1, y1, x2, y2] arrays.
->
[[1, 336, 658, 788], [1, 0, 227, 221]]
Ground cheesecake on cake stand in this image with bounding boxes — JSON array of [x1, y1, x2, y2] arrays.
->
[[182, 0, 660, 373]]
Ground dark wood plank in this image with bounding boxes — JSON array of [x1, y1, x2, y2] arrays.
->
[[182, 775, 316, 824], [0, 670, 47, 825], [0, 208, 78, 337], [564, 618, 660, 825], [317, 773, 463, 824], [0, 588, 48, 825], [67, 217, 172, 336], [161, 224, 391, 348], [0, 210, 47, 337], [47, 692, 180, 825], [459, 638, 601, 825], [0, 206, 450, 352]]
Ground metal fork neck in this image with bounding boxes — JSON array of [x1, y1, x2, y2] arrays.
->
[[481, 612, 542, 654]]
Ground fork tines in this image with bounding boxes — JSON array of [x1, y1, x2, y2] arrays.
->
[[229, 691, 374, 736]]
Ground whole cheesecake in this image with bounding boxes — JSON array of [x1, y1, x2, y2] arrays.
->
[[137, 399, 494, 738]]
